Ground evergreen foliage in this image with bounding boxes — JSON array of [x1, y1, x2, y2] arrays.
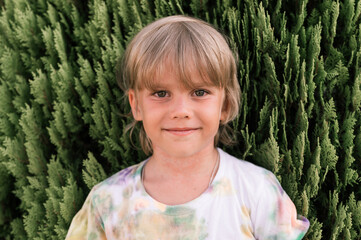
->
[[0, 0, 361, 239]]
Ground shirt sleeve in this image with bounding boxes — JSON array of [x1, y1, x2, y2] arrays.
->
[[65, 188, 107, 240], [251, 171, 310, 240]]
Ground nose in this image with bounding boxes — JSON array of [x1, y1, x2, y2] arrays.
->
[[169, 95, 191, 119]]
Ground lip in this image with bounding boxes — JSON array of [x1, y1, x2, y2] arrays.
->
[[163, 128, 200, 136]]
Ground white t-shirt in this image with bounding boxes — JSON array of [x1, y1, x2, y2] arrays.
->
[[66, 149, 309, 239]]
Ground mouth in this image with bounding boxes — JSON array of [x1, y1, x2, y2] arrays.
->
[[163, 128, 200, 136]]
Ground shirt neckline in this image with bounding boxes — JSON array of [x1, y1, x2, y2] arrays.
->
[[136, 148, 226, 215]]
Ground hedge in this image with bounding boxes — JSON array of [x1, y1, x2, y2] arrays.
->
[[0, 0, 360, 239]]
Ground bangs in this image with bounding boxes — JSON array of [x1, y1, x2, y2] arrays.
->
[[131, 20, 233, 91], [140, 52, 215, 91]]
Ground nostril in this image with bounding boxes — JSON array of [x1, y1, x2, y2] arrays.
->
[[173, 114, 189, 119]]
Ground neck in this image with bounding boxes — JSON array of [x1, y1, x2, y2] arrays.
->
[[147, 145, 219, 178]]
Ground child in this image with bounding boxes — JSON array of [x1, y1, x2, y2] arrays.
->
[[66, 15, 310, 239]]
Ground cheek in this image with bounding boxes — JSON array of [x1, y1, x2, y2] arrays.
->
[[140, 106, 164, 130], [199, 104, 223, 123]]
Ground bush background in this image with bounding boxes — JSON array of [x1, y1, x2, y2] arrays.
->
[[1, 0, 361, 239]]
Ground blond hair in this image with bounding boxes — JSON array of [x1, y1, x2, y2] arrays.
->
[[118, 15, 241, 155]]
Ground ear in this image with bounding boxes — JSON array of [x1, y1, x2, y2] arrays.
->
[[220, 107, 228, 123], [128, 89, 142, 121], [220, 92, 229, 123]]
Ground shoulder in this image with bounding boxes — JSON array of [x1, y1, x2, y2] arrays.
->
[[90, 161, 145, 201], [218, 149, 282, 201], [219, 148, 274, 183]]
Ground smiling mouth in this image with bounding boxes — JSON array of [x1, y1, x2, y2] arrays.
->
[[163, 128, 200, 136]]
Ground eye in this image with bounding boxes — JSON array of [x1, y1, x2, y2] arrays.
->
[[153, 91, 168, 98], [194, 89, 208, 97]]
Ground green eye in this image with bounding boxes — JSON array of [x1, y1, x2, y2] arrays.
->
[[194, 90, 207, 96], [155, 91, 167, 97]]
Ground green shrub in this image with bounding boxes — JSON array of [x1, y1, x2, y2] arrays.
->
[[0, 0, 360, 239]]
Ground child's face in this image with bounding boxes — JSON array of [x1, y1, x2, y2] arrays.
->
[[128, 66, 227, 158]]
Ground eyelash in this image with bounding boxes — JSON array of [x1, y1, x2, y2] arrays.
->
[[152, 89, 209, 98]]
